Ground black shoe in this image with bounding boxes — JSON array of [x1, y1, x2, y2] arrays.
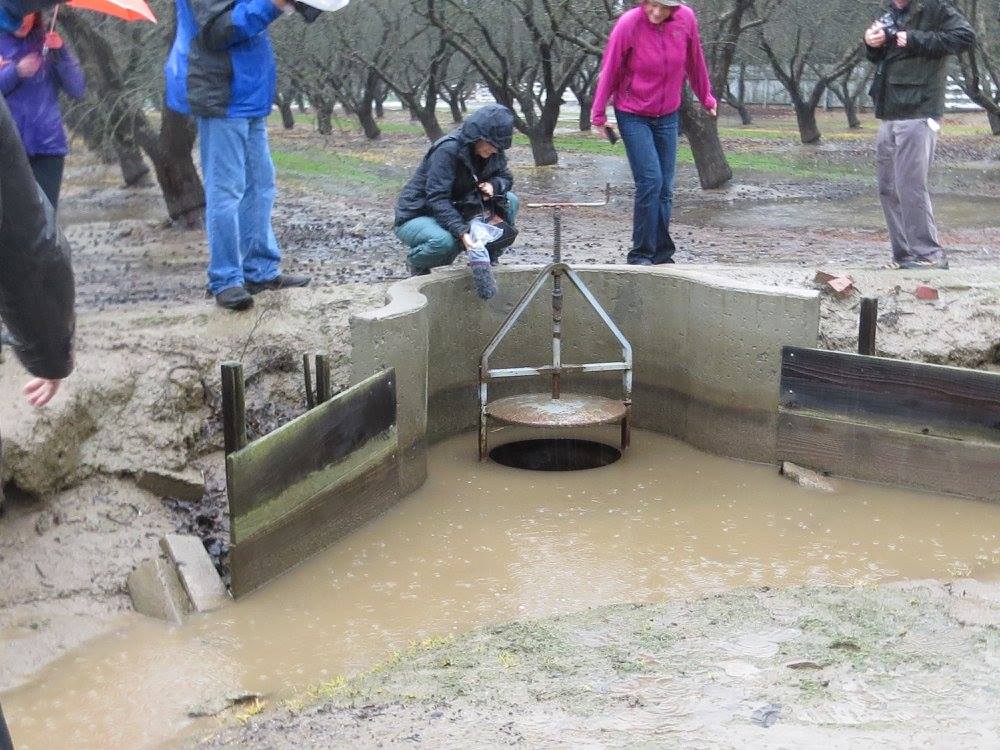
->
[[627, 258, 654, 266], [215, 286, 254, 311], [245, 274, 312, 294], [653, 258, 676, 265]]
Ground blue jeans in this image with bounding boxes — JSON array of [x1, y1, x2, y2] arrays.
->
[[616, 109, 679, 264], [395, 193, 519, 271], [197, 116, 282, 295]]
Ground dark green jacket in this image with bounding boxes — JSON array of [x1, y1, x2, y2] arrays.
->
[[866, 0, 975, 120]]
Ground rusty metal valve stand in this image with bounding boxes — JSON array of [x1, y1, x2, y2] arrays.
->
[[478, 184, 633, 460]]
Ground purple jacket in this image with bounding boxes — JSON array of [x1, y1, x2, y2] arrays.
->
[[0, 27, 85, 157]]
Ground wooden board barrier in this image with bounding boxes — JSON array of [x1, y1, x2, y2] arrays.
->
[[779, 347, 1000, 502], [227, 369, 399, 597]]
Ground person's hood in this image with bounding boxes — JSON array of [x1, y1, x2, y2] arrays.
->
[[458, 104, 514, 150]]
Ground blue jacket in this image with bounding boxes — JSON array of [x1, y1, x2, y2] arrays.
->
[[165, 0, 281, 118], [0, 26, 85, 157]]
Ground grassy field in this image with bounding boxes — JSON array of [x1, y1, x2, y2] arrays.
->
[[267, 108, 994, 193]]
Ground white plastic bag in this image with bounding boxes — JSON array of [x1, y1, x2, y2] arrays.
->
[[468, 218, 502, 300]]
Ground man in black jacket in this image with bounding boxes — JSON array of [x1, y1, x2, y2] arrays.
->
[[395, 104, 519, 275], [864, 0, 974, 269], [0, 93, 74, 750]]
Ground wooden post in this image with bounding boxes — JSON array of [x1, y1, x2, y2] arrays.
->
[[316, 353, 332, 403], [303, 353, 315, 409], [858, 297, 878, 356], [221, 362, 247, 455]]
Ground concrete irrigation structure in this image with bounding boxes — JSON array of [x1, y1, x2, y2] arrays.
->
[[350, 265, 820, 495], [215, 264, 1000, 598]]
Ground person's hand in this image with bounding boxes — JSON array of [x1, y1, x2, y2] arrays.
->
[[706, 106, 717, 117], [44, 31, 63, 50], [865, 23, 886, 48], [896, 30, 908, 47], [271, 0, 288, 9], [461, 233, 474, 250], [24, 378, 61, 407], [16, 53, 41, 78], [478, 181, 494, 198]]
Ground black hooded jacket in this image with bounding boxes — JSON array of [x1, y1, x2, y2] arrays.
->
[[865, 0, 974, 120], [395, 104, 515, 239], [0, 96, 75, 380]]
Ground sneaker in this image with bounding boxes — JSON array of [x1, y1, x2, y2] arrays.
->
[[896, 257, 949, 270], [245, 273, 312, 294], [215, 286, 254, 311]]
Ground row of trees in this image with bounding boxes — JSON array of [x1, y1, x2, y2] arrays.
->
[[57, 0, 1000, 223]]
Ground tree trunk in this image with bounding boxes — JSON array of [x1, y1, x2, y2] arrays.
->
[[375, 96, 385, 119], [843, 90, 862, 129], [988, 109, 1000, 136], [735, 103, 752, 125], [356, 102, 382, 140], [277, 94, 295, 129], [680, 97, 732, 189], [134, 108, 205, 225], [578, 97, 592, 131], [527, 130, 557, 167], [794, 102, 822, 144], [459, 97, 468, 113], [445, 93, 463, 123], [117, 140, 152, 187], [315, 100, 333, 135], [295, 93, 307, 113]]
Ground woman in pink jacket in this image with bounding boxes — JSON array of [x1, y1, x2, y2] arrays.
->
[[591, 0, 716, 265]]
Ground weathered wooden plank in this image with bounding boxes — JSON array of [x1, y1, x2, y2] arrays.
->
[[230, 456, 400, 597], [777, 412, 1000, 502], [780, 347, 1000, 442], [227, 369, 396, 543]]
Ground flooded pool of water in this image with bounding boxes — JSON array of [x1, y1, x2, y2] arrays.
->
[[5, 428, 1000, 748]]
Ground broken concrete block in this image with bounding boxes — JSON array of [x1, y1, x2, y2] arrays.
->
[[127, 556, 190, 624], [136, 466, 206, 502], [814, 271, 855, 297], [780, 462, 836, 493], [160, 534, 230, 612], [914, 285, 939, 301]]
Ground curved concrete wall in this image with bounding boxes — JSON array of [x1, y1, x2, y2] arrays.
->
[[350, 265, 820, 493]]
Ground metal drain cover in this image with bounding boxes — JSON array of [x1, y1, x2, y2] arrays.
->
[[485, 392, 627, 428]]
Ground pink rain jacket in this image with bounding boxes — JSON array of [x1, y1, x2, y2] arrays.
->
[[591, 4, 717, 126]]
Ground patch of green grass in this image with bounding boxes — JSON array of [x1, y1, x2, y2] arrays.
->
[[268, 112, 425, 137], [271, 148, 404, 193]]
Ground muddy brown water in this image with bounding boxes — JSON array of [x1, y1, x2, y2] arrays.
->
[[5, 428, 1000, 749]]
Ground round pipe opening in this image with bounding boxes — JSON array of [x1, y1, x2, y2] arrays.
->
[[489, 438, 622, 472]]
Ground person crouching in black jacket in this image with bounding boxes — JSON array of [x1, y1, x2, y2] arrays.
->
[[394, 103, 519, 276]]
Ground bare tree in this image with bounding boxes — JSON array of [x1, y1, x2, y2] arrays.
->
[[60, 8, 204, 224], [757, 0, 866, 144], [351, 1, 453, 141], [570, 57, 600, 131], [427, 0, 588, 165], [829, 61, 874, 129], [954, 0, 1000, 134]]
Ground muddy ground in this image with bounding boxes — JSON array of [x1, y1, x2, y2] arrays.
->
[[1, 107, 999, 736], [201, 579, 1000, 749]]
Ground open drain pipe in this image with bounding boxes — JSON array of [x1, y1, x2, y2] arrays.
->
[[478, 184, 633, 460]]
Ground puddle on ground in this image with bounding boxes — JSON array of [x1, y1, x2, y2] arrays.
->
[[677, 193, 1000, 232], [4, 428, 1000, 749]]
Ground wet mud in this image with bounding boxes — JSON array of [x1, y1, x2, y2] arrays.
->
[[202, 581, 1000, 749]]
